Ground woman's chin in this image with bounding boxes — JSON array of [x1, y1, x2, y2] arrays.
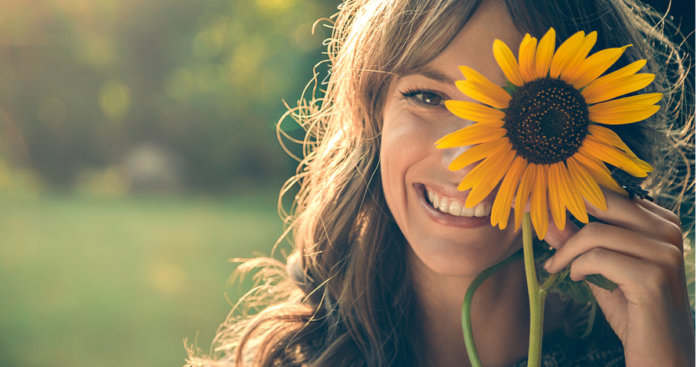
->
[[406, 237, 521, 278]]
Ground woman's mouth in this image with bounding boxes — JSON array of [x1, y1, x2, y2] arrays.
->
[[425, 187, 492, 217], [415, 183, 492, 227]]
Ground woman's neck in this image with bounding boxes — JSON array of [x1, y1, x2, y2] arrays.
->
[[409, 247, 557, 367]]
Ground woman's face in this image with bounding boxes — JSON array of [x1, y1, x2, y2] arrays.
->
[[380, 0, 524, 276]]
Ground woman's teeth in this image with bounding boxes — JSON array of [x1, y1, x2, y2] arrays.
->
[[426, 188, 491, 217]]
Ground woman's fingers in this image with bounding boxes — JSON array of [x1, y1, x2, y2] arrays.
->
[[564, 246, 687, 304], [584, 190, 683, 247], [543, 219, 579, 250], [544, 222, 683, 274], [635, 198, 682, 227], [544, 190, 683, 253]]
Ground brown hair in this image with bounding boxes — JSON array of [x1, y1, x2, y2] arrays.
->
[[186, 0, 692, 366]]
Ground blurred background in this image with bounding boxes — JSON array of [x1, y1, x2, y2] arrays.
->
[[0, 0, 691, 366], [0, 0, 339, 365]]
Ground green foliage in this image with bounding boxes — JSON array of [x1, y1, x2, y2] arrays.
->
[[0, 0, 339, 190]]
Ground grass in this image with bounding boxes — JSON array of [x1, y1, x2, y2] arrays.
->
[[0, 191, 285, 367], [1, 190, 692, 367]]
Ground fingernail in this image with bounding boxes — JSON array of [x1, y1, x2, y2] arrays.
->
[[544, 257, 554, 272]]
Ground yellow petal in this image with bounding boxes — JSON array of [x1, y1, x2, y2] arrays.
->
[[591, 105, 660, 125], [587, 124, 638, 157], [530, 164, 549, 240], [588, 124, 655, 166], [588, 93, 662, 124], [436, 122, 506, 148], [582, 73, 655, 104], [586, 132, 653, 172], [550, 31, 585, 78], [455, 80, 511, 109], [493, 39, 524, 87], [448, 139, 508, 171], [514, 164, 536, 230], [457, 145, 511, 191], [579, 137, 651, 177], [459, 65, 493, 84], [464, 149, 516, 207], [557, 161, 589, 223], [518, 34, 538, 82], [573, 152, 627, 194], [566, 156, 607, 210], [491, 156, 526, 229], [547, 163, 567, 231], [444, 100, 506, 123], [560, 31, 598, 82], [589, 92, 662, 114], [535, 28, 556, 78], [570, 46, 633, 88]]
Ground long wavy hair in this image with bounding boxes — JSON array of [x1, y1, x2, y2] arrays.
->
[[186, 0, 693, 366]]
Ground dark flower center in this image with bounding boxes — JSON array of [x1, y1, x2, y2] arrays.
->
[[503, 77, 589, 164]]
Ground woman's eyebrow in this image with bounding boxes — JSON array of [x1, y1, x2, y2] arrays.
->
[[403, 66, 457, 85]]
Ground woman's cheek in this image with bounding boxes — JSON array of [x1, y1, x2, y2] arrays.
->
[[380, 110, 436, 223]]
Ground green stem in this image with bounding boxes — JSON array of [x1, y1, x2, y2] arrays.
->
[[522, 213, 545, 367], [461, 249, 524, 367]]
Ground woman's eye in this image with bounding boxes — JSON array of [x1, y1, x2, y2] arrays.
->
[[402, 90, 445, 107]]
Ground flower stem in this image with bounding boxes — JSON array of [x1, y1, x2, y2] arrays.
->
[[461, 249, 524, 367], [522, 212, 545, 367]]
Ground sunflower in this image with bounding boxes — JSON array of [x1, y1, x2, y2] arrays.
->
[[436, 28, 658, 239]]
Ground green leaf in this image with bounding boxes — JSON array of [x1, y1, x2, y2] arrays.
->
[[502, 80, 518, 96]]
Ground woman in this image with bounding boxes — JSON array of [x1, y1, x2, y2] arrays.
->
[[187, 0, 694, 365]]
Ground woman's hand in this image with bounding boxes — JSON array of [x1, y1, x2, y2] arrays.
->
[[543, 190, 695, 367]]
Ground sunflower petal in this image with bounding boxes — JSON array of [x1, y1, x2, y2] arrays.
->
[[535, 28, 556, 78], [580, 137, 651, 177], [457, 146, 511, 191], [570, 46, 633, 88], [574, 152, 627, 194], [448, 139, 508, 171], [550, 31, 585, 78], [560, 31, 598, 82], [464, 149, 515, 207], [519, 34, 538, 82], [493, 39, 524, 87], [589, 92, 662, 113], [567, 156, 607, 210], [588, 93, 662, 124], [491, 156, 526, 229], [586, 134, 653, 172], [455, 80, 511, 109], [459, 65, 493, 84], [557, 162, 589, 223], [587, 124, 639, 157], [591, 105, 660, 125], [588, 59, 648, 83], [588, 124, 656, 172], [457, 148, 507, 192], [514, 164, 536, 230], [436, 122, 506, 148], [547, 163, 567, 231], [582, 73, 655, 104], [444, 100, 506, 123], [530, 164, 549, 239]]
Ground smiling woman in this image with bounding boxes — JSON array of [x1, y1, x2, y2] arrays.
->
[[186, 0, 694, 366]]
